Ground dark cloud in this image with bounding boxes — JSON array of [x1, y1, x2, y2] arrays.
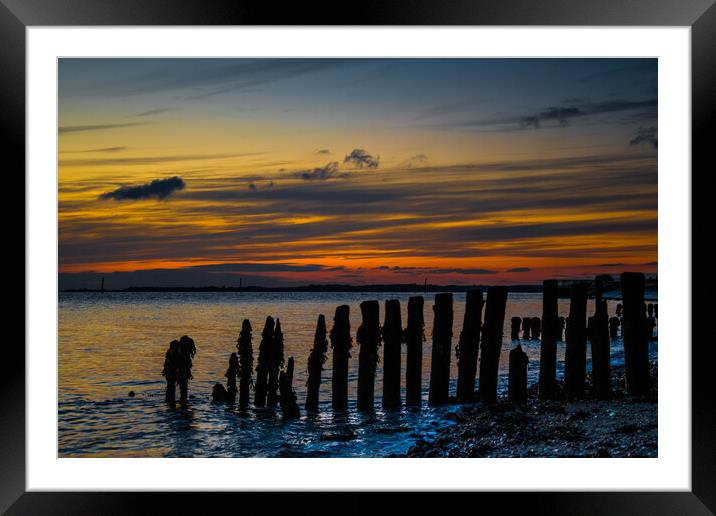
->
[[507, 267, 531, 272], [344, 149, 379, 169], [134, 107, 173, 117], [100, 176, 185, 201], [629, 126, 658, 149], [296, 162, 339, 181], [59, 122, 145, 134]]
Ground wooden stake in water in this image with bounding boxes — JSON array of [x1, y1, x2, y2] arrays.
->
[[564, 283, 588, 400], [428, 293, 453, 406], [508, 344, 528, 403], [254, 316, 275, 407], [267, 318, 285, 407], [357, 301, 380, 411], [521, 317, 531, 340], [236, 319, 253, 411], [279, 356, 300, 419], [538, 279, 559, 401], [510, 317, 521, 340], [478, 286, 508, 404], [405, 296, 425, 407], [621, 272, 650, 396], [382, 299, 403, 409], [591, 275, 612, 399], [305, 315, 328, 413], [330, 305, 351, 412], [456, 289, 484, 403]]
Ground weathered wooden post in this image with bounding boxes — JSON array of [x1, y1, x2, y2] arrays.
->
[[538, 279, 559, 400], [508, 344, 528, 403], [254, 316, 275, 407], [162, 339, 180, 403], [330, 305, 351, 411], [564, 283, 588, 400], [621, 272, 650, 396], [383, 299, 404, 409], [609, 316, 620, 338], [521, 317, 531, 340], [267, 318, 285, 407], [405, 296, 425, 407], [357, 301, 380, 411], [478, 286, 508, 404], [510, 317, 521, 340], [456, 289, 484, 403], [591, 276, 612, 399], [305, 315, 328, 412], [176, 336, 196, 403], [428, 293, 453, 406], [237, 319, 253, 411], [530, 317, 541, 340], [279, 356, 300, 419], [225, 352, 239, 402]]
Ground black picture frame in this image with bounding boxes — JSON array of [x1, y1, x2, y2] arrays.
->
[[3, 0, 711, 513]]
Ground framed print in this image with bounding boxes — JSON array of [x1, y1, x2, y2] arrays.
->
[[4, 0, 713, 513]]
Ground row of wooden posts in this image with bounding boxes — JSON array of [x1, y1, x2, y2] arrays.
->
[[178, 272, 654, 418]]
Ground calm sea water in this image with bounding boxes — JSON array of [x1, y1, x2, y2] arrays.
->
[[58, 291, 657, 457]]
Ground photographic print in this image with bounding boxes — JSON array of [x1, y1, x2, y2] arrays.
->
[[58, 58, 658, 459]]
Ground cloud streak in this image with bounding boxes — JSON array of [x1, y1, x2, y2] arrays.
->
[[99, 176, 185, 201]]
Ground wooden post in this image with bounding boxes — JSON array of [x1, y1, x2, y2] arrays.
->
[[508, 344, 528, 403], [428, 293, 453, 406], [557, 316, 565, 341], [621, 272, 650, 396], [279, 356, 300, 419], [510, 317, 521, 340], [267, 318, 285, 407], [478, 286, 508, 404], [591, 276, 612, 399], [330, 305, 351, 411], [357, 301, 380, 411], [305, 315, 328, 412], [456, 289, 484, 403], [383, 299, 403, 409], [609, 316, 620, 339], [176, 335, 196, 403], [162, 340, 180, 404], [254, 316, 275, 407], [225, 352, 239, 403], [405, 296, 424, 407], [530, 317, 541, 340], [237, 319, 253, 411], [521, 317, 531, 340], [538, 279, 559, 401], [564, 283, 588, 400]]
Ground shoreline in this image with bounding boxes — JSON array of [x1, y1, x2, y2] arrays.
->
[[402, 362, 657, 458]]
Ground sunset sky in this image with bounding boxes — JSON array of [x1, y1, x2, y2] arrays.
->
[[58, 58, 657, 289]]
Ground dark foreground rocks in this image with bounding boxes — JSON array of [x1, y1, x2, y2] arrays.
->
[[405, 362, 657, 458]]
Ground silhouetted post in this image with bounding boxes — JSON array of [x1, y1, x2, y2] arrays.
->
[[330, 305, 351, 411], [591, 276, 612, 399], [279, 356, 300, 419], [456, 289, 484, 403], [521, 317, 531, 340], [609, 316, 620, 338], [212, 383, 228, 402], [557, 316, 565, 341], [622, 272, 650, 396], [254, 316, 275, 407], [530, 317, 541, 340], [508, 344, 528, 403], [564, 284, 588, 400], [478, 286, 508, 404], [538, 279, 559, 401], [405, 296, 425, 407], [305, 315, 328, 412], [616, 303, 623, 317], [428, 293, 453, 406], [225, 352, 239, 403], [357, 301, 381, 411], [176, 335, 196, 403], [510, 317, 521, 340], [162, 339, 180, 403], [383, 299, 403, 409], [267, 318, 285, 407], [236, 319, 253, 411]]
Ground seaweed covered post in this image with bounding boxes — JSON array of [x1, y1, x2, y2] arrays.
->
[[621, 272, 650, 396], [176, 335, 196, 403], [530, 317, 541, 340], [510, 317, 521, 340], [237, 319, 253, 411], [591, 275, 612, 399], [267, 318, 285, 407], [225, 352, 239, 403], [478, 286, 508, 404], [356, 301, 381, 412], [508, 343, 528, 403], [456, 289, 484, 403], [279, 357, 300, 419], [521, 317, 531, 340], [538, 279, 559, 401], [428, 293, 453, 406], [162, 339, 180, 403], [564, 283, 588, 400], [305, 314, 328, 412], [330, 305, 352, 412], [254, 316, 275, 407], [405, 296, 425, 407], [383, 299, 404, 409]]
